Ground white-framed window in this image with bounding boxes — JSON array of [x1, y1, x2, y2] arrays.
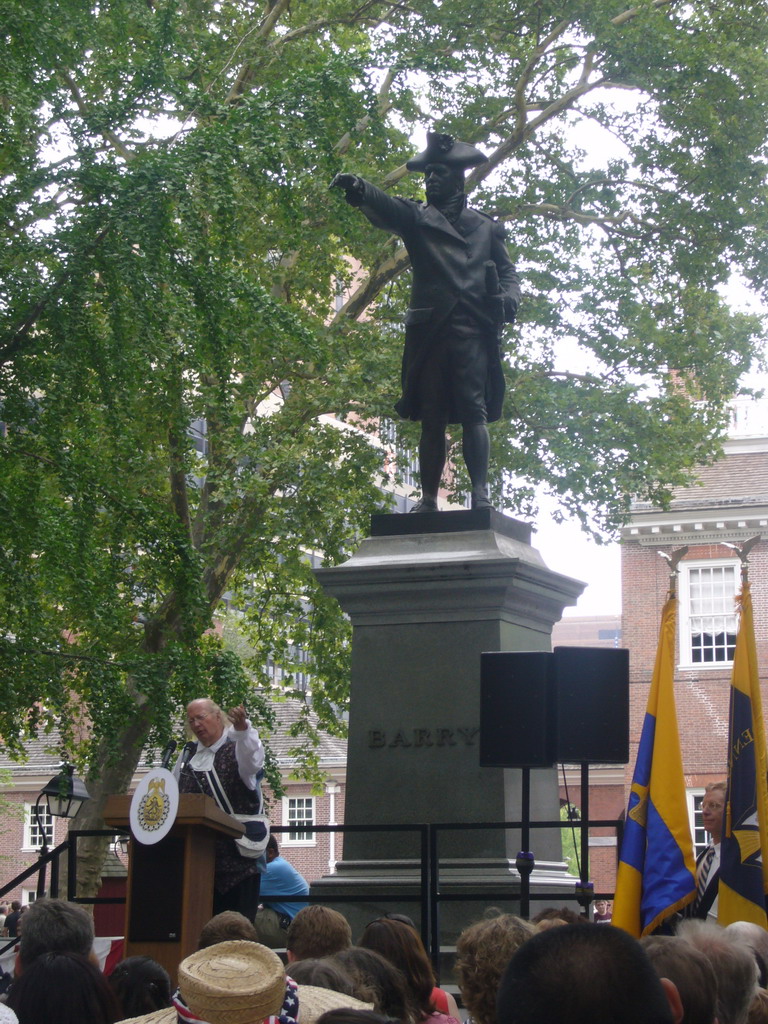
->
[[678, 560, 739, 667], [282, 796, 315, 846], [687, 789, 708, 858], [23, 803, 53, 851]]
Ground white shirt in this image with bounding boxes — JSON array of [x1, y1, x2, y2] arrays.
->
[[175, 720, 264, 790], [698, 841, 721, 920]]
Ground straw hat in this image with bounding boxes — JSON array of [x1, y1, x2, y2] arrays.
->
[[294, 985, 374, 1024], [178, 941, 287, 1024], [117, 1009, 176, 1024]]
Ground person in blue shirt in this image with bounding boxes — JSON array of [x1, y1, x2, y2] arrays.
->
[[254, 836, 310, 948]]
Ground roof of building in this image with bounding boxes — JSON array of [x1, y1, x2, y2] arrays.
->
[[0, 734, 63, 776], [265, 698, 347, 768], [625, 445, 768, 544], [668, 452, 768, 508], [633, 449, 768, 513]]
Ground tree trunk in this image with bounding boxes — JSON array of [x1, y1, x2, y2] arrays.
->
[[67, 697, 152, 899]]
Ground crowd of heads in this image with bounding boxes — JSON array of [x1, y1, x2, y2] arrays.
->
[[3, 897, 768, 1024]]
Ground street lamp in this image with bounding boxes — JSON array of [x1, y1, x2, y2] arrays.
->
[[34, 764, 90, 898], [38, 763, 90, 820]]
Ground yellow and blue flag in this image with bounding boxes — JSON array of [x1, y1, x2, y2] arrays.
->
[[613, 596, 696, 936], [718, 581, 768, 927]]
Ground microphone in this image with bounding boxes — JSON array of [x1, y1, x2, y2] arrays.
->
[[178, 741, 196, 771], [160, 740, 177, 770]]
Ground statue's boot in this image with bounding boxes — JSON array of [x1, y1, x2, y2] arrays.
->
[[471, 487, 493, 510], [410, 496, 439, 513]]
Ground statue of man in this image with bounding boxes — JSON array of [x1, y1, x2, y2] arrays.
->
[[331, 132, 520, 512]]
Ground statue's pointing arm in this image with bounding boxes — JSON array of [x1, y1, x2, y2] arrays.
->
[[329, 173, 366, 206], [330, 173, 414, 235]]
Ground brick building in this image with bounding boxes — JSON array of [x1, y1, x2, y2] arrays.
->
[[263, 699, 346, 882], [0, 744, 72, 907]]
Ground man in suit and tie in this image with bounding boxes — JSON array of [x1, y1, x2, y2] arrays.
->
[[331, 132, 521, 513], [690, 780, 726, 920]]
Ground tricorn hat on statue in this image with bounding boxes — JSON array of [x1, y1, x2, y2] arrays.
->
[[406, 132, 489, 172]]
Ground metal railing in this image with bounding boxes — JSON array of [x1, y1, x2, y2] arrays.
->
[[1, 816, 623, 975]]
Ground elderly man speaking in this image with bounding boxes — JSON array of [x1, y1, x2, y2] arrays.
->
[[175, 699, 266, 918]]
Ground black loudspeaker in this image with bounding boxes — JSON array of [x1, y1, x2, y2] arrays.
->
[[479, 647, 629, 767], [480, 651, 555, 767], [553, 646, 629, 764], [128, 835, 185, 941]]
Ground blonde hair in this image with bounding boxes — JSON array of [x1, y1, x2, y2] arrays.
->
[[704, 781, 726, 796]]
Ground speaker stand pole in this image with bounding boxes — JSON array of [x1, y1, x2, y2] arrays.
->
[[516, 767, 535, 919], [574, 762, 594, 917]]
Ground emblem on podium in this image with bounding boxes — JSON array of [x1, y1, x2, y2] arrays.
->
[[129, 767, 179, 844]]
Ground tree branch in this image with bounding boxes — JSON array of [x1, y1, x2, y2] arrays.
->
[[513, 18, 573, 139], [611, 0, 677, 28], [57, 69, 134, 163], [0, 226, 110, 366], [540, 369, 616, 385], [226, 0, 293, 102], [335, 69, 397, 156], [268, 0, 416, 47], [564, 176, 672, 208], [331, 245, 410, 323], [227, 0, 407, 102], [5, 448, 60, 469], [168, 425, 193, 543]]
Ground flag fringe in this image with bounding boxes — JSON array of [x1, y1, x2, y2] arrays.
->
[[640, 891, 695, 937]]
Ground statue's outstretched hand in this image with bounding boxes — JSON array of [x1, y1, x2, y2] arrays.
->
[[330, 172, 358, 190]]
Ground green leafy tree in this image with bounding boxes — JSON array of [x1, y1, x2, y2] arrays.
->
[[560, 803, 581, 878], [1, 0, 767, 891]]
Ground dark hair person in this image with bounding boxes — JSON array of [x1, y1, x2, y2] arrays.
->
[[333, 946, 411, 1022], [285, 958, 358, 997], [8, 951, 121, 1024], [107, 955, 172, 1018], [496, 923, 676, 1024], [16, 897, 94, 970], [359, 918, 457, 1024], [316, 1010, 398, 1024], [198, 910, 259, 949]]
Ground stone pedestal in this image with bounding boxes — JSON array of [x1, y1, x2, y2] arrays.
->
[[313, 508, 585, 934]]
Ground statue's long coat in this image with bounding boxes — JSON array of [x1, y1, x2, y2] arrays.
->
[[350, 179, 521, 423]]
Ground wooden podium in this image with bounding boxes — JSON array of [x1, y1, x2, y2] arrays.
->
[[104, 793, 244, 981]]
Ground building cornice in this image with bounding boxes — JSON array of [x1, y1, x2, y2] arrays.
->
[[722, 435, 768, 455], [622, 505, 768, 546]]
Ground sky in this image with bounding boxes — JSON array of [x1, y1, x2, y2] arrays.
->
[[531, 505, 622, 618]]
